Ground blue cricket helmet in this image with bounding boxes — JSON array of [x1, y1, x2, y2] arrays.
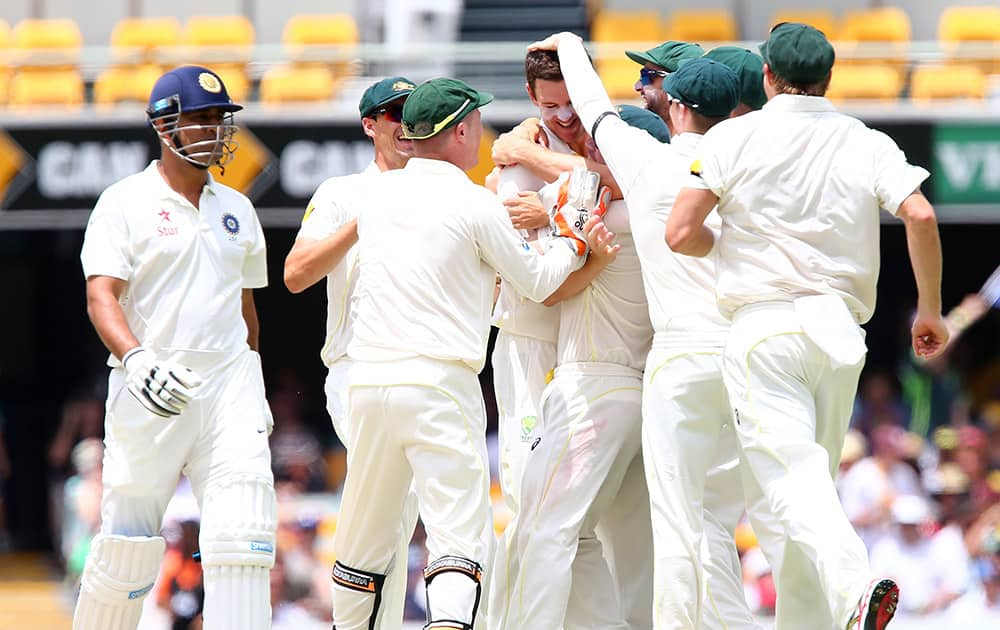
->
[[146, 65, 242, 119]]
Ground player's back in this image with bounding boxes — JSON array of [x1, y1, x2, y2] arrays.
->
[[349, 158, 502, 371]]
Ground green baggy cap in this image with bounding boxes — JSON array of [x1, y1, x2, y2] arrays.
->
[[401, 78, 494, 140], [626, 41, 704, 72], [359, 76, 417, 118], [759, 22, 835, 84], [662, 58, 740, 118], [703, 46, 767, 110]]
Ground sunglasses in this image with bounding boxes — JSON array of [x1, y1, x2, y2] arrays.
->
[[639, 67, 668, 86], [374, 104, 404, 123]]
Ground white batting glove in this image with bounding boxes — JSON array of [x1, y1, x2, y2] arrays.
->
[[123, 347, 203, 418]]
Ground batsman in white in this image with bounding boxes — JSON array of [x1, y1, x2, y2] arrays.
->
[[77, 65, 275, 630], [667, 23, 949, 630], [330, 78, 593, 630], [536, 31, 766, 630], [283, 76, 420, 629]]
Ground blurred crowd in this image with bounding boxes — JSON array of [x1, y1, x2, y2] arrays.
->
[[5, 310, 994, 627]]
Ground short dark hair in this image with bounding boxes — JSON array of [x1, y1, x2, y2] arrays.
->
[[525, 50, 564, 92]]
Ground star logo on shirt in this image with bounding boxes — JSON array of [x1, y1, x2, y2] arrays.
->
[[158, 209, 171, 222]]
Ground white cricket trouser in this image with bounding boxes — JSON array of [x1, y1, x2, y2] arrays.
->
[[325, 358, 419, 630], [96, 349, 274, 629], [724, 301, 871, 630], [332, 357, 494, 630], [491, 330, 556, 511], [496, 362, 647, 630], [642, 340, 761, 630]]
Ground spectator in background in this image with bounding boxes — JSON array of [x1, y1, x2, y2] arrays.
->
[[836, 429, 868, 493], [269, 370, 327, 493], [61, 438, 103, 580], [0, 406, 11, 551], [156, 519, 204, 630], [871, 495, 968, 615], [840, 424, 924, 552], [851, 370, 908, 437], [925, 463, 975, 600]]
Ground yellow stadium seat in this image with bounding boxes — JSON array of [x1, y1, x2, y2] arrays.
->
[[825, 64, 902, 101], [93, 64, 162, 106], [839, 7, 911, 42], [284, 14, 358, 48], [0, 20, 9, 47], [11, 19, 82, 69], [769, 10, 836, 39], [8, 69, 84, 106], [0, 71, 9, 106], [665, 10, 738, 43], [910, 64, 987, 101], [111, 17, 181, 64], [591, 10, 661, 42], [260, 65, 337, 104], [183, 15, 254, 65], [938, 7, 1000, 74], [597, 58, 641, 99]]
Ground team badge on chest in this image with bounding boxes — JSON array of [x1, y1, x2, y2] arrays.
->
[[221, 213, 240, 240]]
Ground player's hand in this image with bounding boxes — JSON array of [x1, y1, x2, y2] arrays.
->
[[484, 167, 501, 193], [528, 31, 582, 52], [492, 132, 535, 167], [585, 215, 619, 265], [123, 347, 203, 418], [505, 191, 549, 230], [509, 117, 546, 147], [911, 313, 949, 360]]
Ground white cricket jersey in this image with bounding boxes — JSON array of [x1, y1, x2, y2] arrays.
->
[[687, 94, 930, 324], [546, 188, 652, 370], [555, 35, 728, 344], [348, 158, 582, 373], [491, 125, 575, 342], [80, 161, 267, 366], [295, 162, 379, 367]]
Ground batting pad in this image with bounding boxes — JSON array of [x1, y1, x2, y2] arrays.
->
[[199, 475, 277, 630], [72, 534, 166, 630]]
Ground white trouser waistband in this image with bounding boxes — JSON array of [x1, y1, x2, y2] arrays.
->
[[554, 361, 642, 380], [731, 300, 798, 327], [651, 329, 727, 350]]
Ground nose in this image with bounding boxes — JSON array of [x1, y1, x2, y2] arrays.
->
[[634, 79, 643, 93]]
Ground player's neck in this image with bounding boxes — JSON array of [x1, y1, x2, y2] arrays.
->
[[157, 157, 209, 209]]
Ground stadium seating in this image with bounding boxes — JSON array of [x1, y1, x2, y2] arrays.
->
[[825, 64, 903, 102], [10, 19, 82, 70], [210, 64, 250, 103], [259, 65, 337, 104], [768, 9, 836, 38], [282, 14, 358, 89], [938, 6, 1000, 74], [837, 7, 911, 88], [181, 17, 254, 103], [591, 11, 661, 100], [8, 69, 84, 106], [664, 9, 738, 43], [0, 21, 9, 105], [93, 64, 162, 106], [910, 64, 987, 101], [110, 17, 182, 65]]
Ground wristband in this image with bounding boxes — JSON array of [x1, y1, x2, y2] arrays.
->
[[591, 111, 620, 141]]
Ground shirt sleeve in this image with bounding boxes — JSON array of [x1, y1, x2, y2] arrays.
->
[[870, 129, 930, 216], [80, 192, 132, 281], [242, 203, 268, 289], [556, 35, 614, 137], [296, 179, 345, 241], [686, 126, 727, 195], [497, 164, 546, 201], [473, 192, 581, 302], [592, 116, 667, 203]]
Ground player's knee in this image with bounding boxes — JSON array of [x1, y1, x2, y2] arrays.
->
[[73, 534, 166, 629], [332, 561, 387, 630], [198, 475, 276, 569], [423, 555, 484, 630]]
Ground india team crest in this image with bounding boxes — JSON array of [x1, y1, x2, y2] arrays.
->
[[221, 213, 240, 239], [199, 72, 222, 93]]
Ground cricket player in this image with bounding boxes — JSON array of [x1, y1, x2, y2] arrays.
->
[[330, 78, 594, 630], [626, 40, 703, 126], [667, 23, 948, 630], [495, 105, 667, 628], [283, 76, 420, 629], [77, 66, 275, 630], [535, 32, 778, 629]]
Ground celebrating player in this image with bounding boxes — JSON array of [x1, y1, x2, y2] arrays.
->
[[329, 78, 594, 630], [77, 66, 275, 630], [283, 76, 419, 629], [668, 23, 948, 630]]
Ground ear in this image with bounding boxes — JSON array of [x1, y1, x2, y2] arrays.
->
[[361, 116, 377, 140], [454, 121, 467, 144], [526, 82, 538, 105]]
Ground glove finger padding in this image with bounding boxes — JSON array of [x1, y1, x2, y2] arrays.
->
[[549, 169, 603, 256], [122, 348, 201, 418], [593, 185, 612, 218], [128, 381, 180, 417], [154, 363, 203, 404]]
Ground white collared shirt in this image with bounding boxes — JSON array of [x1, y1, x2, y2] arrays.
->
[[491, 124, 574, 343], [296, 161, 379, 367], [687, 94, 930, 323], [556, 34, 728, 343], [348, 157, 581, 372], [81, 161, 267, 365]]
